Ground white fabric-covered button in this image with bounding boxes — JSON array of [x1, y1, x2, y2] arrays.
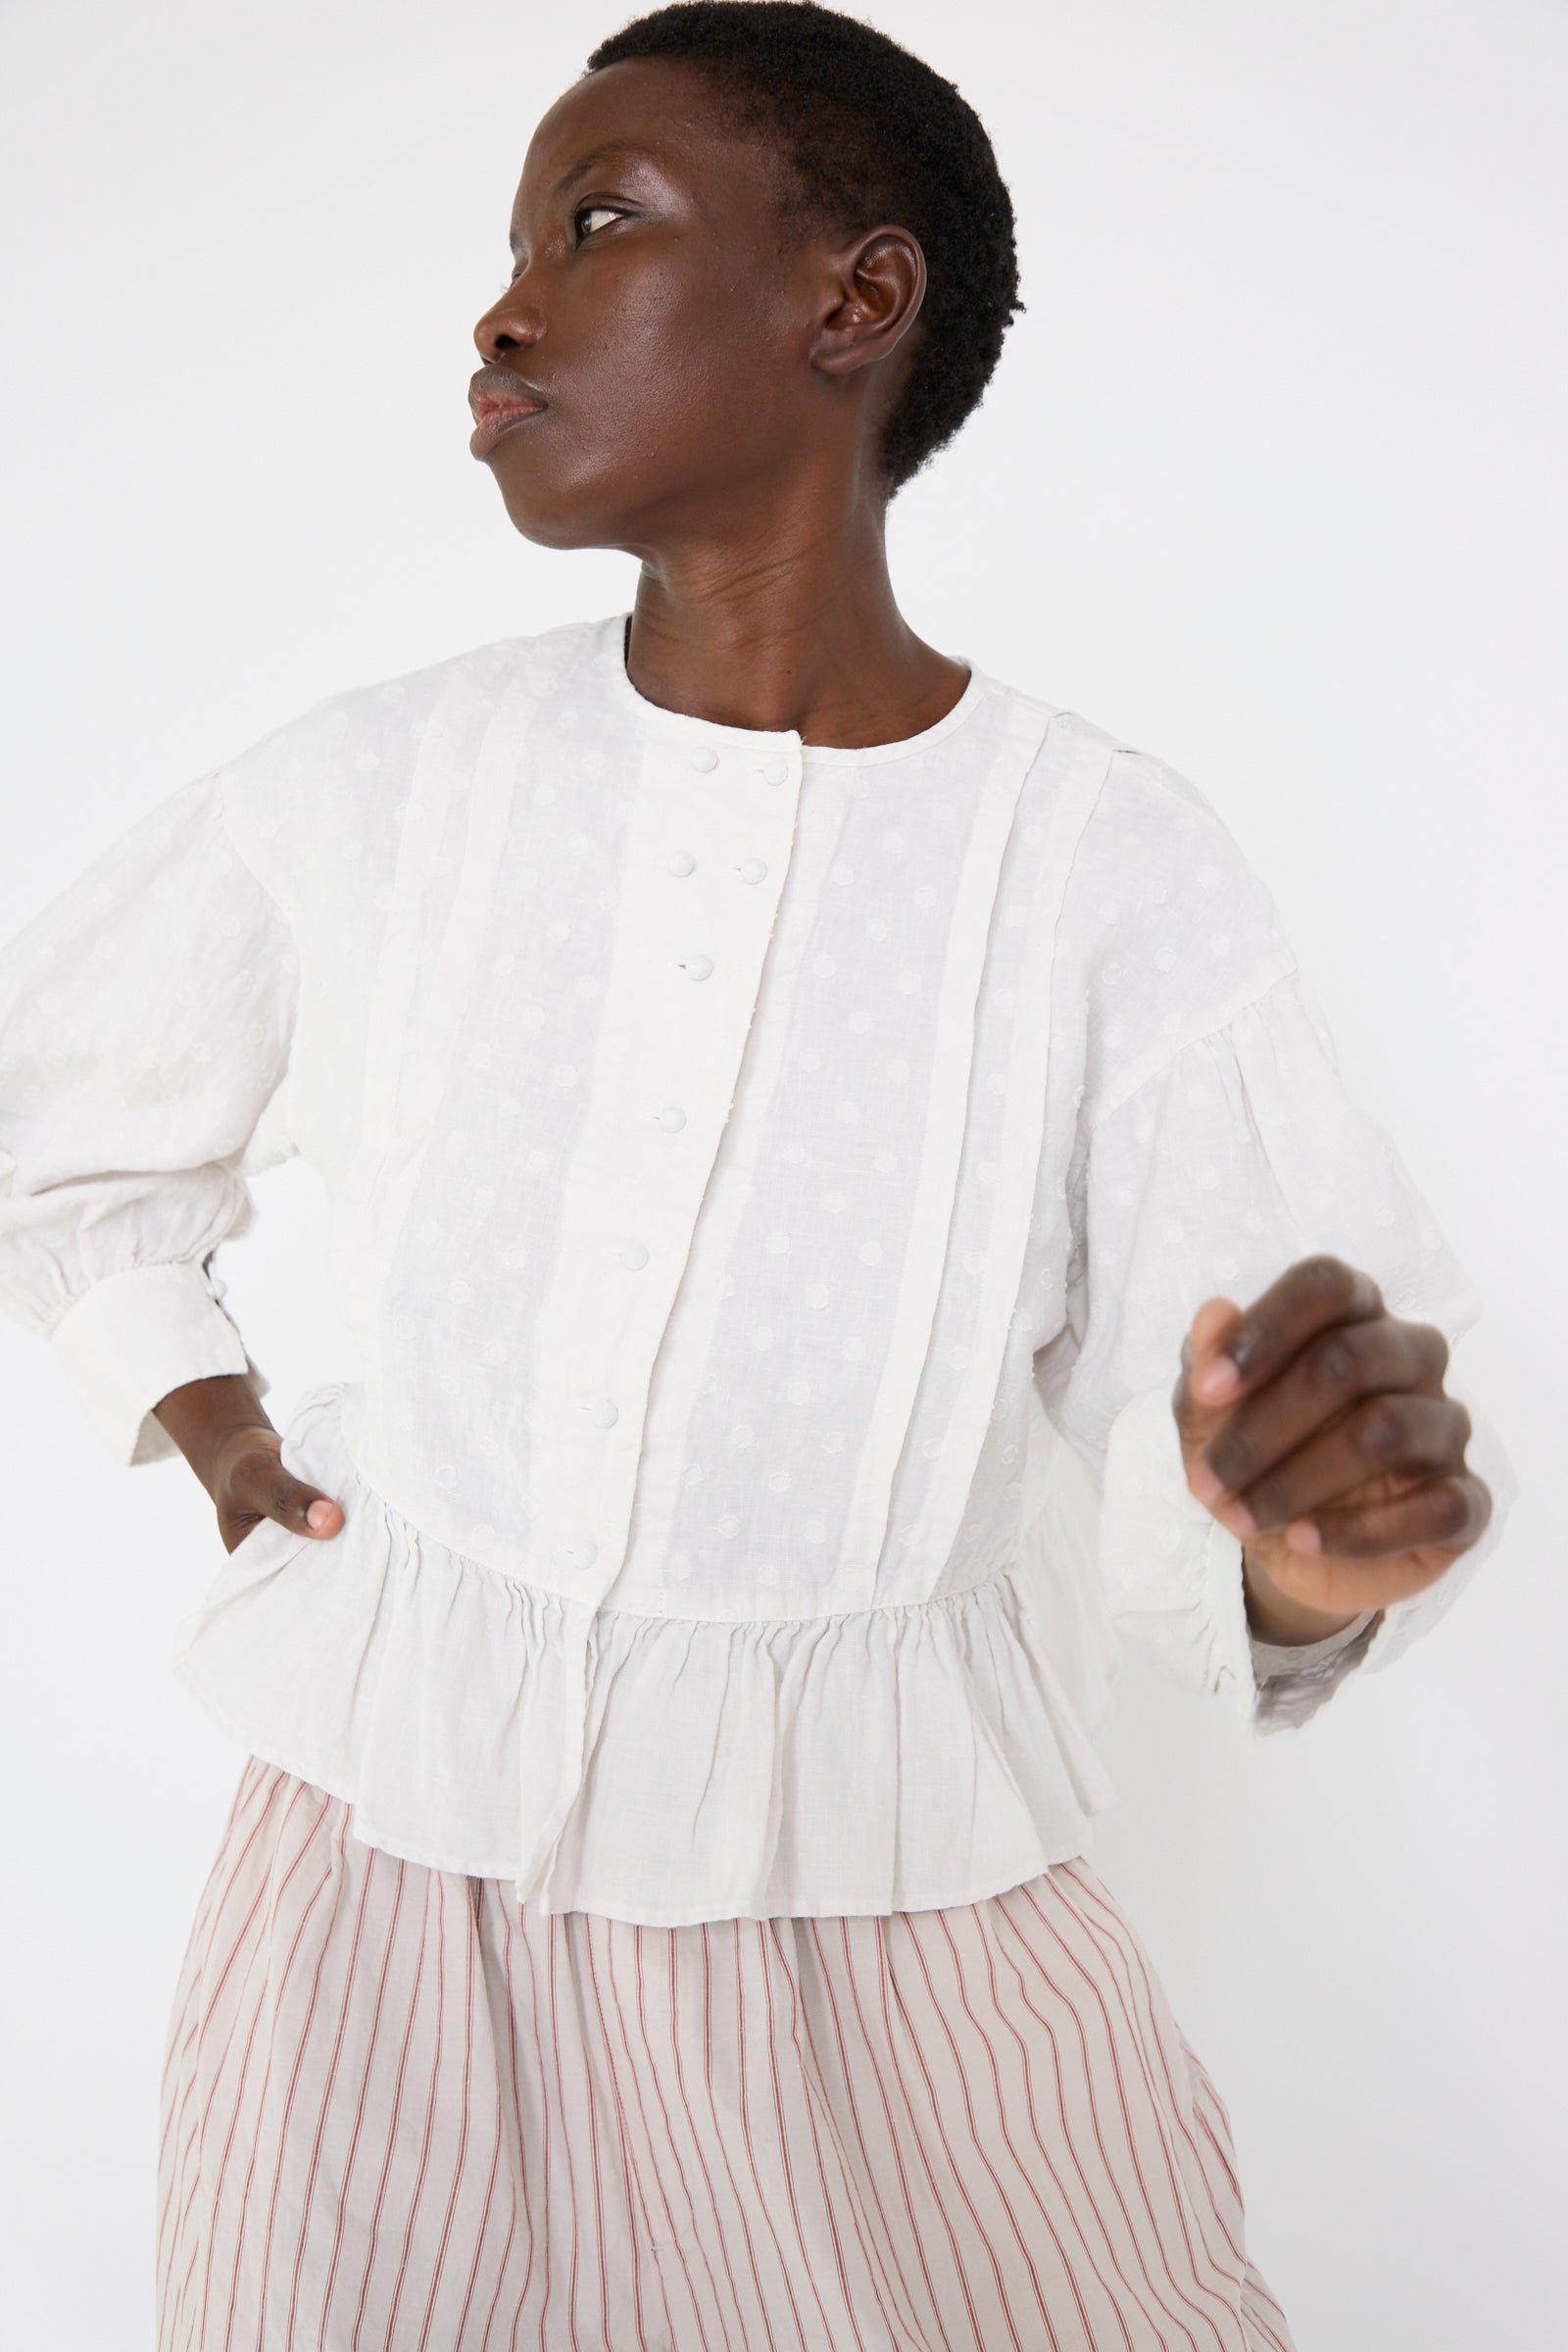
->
[[619, 1239, 650, 1270], [689, 745, 719, 772], [758, 758, 790, 785], [656, 1104, 687, 1131], [665, 849, 696, 877], [558, 1539, 598, 1574], [587, 1398, 619, 1428], [737, 858, 768, 884], [679, 953, 714, 981]]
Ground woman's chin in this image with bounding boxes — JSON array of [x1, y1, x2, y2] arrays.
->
[[490, 463, 627, 554]]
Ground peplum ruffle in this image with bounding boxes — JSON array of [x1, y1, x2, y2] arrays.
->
[[172, 1381, 1120, 1925]]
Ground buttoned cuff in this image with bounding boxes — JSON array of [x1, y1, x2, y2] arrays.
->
[[48, 1259, 268, 1467]]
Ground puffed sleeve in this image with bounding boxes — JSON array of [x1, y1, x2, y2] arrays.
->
[[0, 767, 298, 1466], [1032, 959, 1520, 1731]]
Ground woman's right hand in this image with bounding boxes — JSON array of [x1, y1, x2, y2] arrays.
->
[[152, 1372, 345, 1554], [211, 1423, 345, 1554]]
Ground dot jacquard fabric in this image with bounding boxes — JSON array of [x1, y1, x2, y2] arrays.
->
[[0, 614, 1518, 1922]]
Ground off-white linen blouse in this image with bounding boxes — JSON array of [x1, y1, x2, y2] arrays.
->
[[0, 613, 1517, 1923]]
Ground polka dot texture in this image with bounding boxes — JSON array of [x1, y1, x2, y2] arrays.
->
[[0, 614, 1517, 1921]]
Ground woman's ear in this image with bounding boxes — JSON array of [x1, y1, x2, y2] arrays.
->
[[808, 226, 927, 379]]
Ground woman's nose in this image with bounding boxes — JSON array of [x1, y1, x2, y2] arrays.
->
[[472, 283, 544, 362]]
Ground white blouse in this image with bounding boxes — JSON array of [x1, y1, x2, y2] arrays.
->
[[0, 613, 1518, 1924]]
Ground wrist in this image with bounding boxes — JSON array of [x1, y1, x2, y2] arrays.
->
[[152, 1374, 276, 1498], [1241, 1544, 1364, 1645]]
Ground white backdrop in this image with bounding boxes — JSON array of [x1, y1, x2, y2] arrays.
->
[[2, 2, 1563, 2343]]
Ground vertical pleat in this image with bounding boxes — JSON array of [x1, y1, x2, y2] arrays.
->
[[158, 1760, 1297, 2352]]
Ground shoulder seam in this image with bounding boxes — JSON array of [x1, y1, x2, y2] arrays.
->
[[1081, 955, 1301, 1137]]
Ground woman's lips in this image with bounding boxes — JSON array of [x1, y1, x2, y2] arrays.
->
[[468, 397, 546, 458]]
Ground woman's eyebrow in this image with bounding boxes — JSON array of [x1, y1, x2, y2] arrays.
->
[[511, 143, 662, 253], [550, 141, 659, 203]]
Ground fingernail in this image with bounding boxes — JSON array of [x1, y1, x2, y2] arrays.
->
[[1219, 1497, 1257, 1537], [1196, 1356, 1241, 1401], [1284, 1519, 1322, 1551], [307, 1499, 333, 1530], [1189, 1459, 1227, 1505]]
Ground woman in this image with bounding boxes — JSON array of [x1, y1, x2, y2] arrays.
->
[[0, 5, 1514, 2346]]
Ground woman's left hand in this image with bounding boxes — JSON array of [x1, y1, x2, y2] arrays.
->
[[1171, 1253, 1494, 1637]]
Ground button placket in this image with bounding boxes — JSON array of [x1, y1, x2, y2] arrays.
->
[[537, 727, 802, 1597]]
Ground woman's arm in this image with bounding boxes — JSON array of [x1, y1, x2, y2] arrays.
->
[[0, 763, 341, 1553], [153, 1372, 343, 1554]]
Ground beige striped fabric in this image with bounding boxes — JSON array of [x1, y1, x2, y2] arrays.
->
[[157, 1758, 1297, 2351]]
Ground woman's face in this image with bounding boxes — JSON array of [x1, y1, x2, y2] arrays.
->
[[469, 58, 879, 551]]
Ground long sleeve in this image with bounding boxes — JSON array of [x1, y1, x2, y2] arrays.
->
[[0, 767, 299, 1465], [1033, 958, 1520, 1731]]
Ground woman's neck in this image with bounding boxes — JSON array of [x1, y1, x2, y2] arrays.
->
[[620, 490, 968, 749]]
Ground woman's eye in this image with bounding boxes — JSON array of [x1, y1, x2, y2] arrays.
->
[[575, 204, 622, 240]]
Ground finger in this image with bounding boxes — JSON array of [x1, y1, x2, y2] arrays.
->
[[226, 1446, 344, 1539], [1201, 1320, 1454, 1504], [1214, 1392, 1472, 1537], [1174, 1298, 1245, 1435], [1194, 1254, 1385, 1406], [1286, 1470, 1493, 1564]]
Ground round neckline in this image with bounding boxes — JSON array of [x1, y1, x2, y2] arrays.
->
[[599, 612, 989, 767]]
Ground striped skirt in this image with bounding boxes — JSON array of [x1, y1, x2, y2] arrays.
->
[[156, 1757, 1297, 2351]]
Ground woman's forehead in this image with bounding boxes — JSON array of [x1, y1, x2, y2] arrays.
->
[[514, 57, 766, 220]]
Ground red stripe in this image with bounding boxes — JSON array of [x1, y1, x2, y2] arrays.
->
[[804, 1915, 930, 2342], [384, 1870, 453, 2342], [818, 1914, 950, 2331], [602, 1915, 734, 2342], [450, 1889, 509, 2351], [157, 1761, 294, 2274], [1065, 1867, 1248, 2297], [251, 1801, 356, 2345], [181, 1780, 329, 2347], [157, 1768, 1292, 2350], [415, 1875, 481, 2350], [579, 1911, 661, 2349], [345, 1855, 432, 2351], [731, 1921, 814, 2348], [937, 1897, 1133, 2347], [494, 1885, 539, 2346], [543, 1915, 588, 2349], [280, 1807, 378, 2346], [1015, 1874, 1234, 2346], [215, 1789, 337, 2349], [157, 1759, 296, 2305], [759, 1918, 871, 2349], [868, 1910, 993, 2344], [318, 1847, 410, 2337], [514, 1881, 564, 2345], [158, 1756, 275, 2172], [764, 1916, 908, 2345], [898, 1904, 1058, 2350], [991, 1886, 1192, 2342]]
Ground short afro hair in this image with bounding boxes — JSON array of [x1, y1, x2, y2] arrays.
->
[[583, 1, 1022, 494]]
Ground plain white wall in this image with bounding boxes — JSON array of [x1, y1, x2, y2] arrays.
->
[[2, 1, 1563, 2342]]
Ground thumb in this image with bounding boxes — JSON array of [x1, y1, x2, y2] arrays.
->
[[221, 1438, 345, 1542], [271, 1475, 344, 1537], [1174, 1295, 1247, 1452], [292, 1483, 345, 1536]]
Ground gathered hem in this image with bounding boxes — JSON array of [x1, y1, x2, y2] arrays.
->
[[171, 1380, 1120, 1925], [172, 1652, 1102, 1922]]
